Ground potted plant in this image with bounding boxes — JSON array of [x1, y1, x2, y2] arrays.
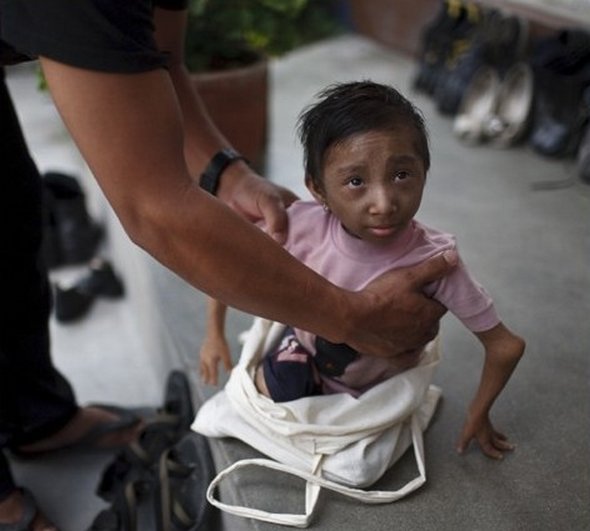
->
[[185, 0, 342, 169]]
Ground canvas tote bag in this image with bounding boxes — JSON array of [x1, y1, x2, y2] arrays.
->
[[192, 318, 442, 527]]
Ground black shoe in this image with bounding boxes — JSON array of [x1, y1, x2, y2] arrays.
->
[[434, 6, 528, 116], [413, 0, 481, 97], [529, 29, 590, 158], [578, 118, 590, 184], [54, 258, 125, 323], [54, 285, 95, 322], [42, 171, 103, 268], [77, 258, 125, 298]]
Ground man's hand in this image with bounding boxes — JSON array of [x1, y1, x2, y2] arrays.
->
[[344, 250, 458, 358], [217, 164, 299, 244]]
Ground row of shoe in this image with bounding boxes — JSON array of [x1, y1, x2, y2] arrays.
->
[[413, 0, 528, 116], [41, 170, 127, 322], [453, 61, 533, 146], [413, 1, 590, 184]]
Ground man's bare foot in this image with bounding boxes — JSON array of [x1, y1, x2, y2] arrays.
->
[[16, 406, 143, 455], [0, 489, 59, 531]]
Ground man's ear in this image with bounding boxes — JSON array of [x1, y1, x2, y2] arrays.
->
[[305, 175, 326, 204]]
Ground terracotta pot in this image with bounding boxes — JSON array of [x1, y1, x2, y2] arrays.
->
[[192, 59, 269, 171], [350, 0, 440, 58]]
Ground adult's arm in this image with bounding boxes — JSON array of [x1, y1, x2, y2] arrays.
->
[[40, 53, 453, 357], [152, 7, 297, 243], [149, 7, 451, 352]]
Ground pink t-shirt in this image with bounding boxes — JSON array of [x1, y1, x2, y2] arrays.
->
[[282, 200, 500, 396]]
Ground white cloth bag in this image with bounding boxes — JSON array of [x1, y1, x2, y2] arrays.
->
[[192, 318, 442, 527]]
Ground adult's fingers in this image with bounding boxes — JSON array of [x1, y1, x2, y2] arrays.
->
[[406, 249, 458, 287], [256, 184, 298, 243]]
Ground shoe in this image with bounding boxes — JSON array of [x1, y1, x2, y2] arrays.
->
[[90, 434, 215, 531], [577, 109, 590, 184], [10, 405, 141, 459], [413, 0, 478, 96], [76, 258, 125, 298], [478, 8, 528, 72], [53, 284, 94, 323], [97, 371, 195, 503], [454, 61, 534, 146], [485, 62, 534, 146], [155, 434, 216, 531], [87, 481, 148, 531], [42, 171, 103, 268], [529, 30, 590, 158], [54, 258, 125, 323], [435, 6, 527, 116], [86, 508, 120, 531], [453, 65, 500, 143]]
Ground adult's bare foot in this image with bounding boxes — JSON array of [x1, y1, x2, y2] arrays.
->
[[0, 489, 59, 531], [16, 406, 143, 456]]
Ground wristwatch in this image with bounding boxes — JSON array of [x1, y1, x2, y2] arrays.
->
[[199, 148, 248, 196]]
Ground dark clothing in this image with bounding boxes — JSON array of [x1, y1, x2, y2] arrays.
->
[[0, 0, 188, 71], [0, 0, 188, 501], [262, 329, 321, 403], [0, 68, 78, 500]]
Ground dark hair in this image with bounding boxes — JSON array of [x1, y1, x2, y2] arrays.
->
[[297, 80, 430, 189]]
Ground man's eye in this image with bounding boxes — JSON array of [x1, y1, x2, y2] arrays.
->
[[394, 171, 410, 181]]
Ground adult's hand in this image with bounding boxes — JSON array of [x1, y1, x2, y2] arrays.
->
[[343, 250, 458, 359], [217, 164, 299, 244]]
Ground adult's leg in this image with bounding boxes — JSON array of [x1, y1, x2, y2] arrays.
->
[[0, 66, 78, 498]]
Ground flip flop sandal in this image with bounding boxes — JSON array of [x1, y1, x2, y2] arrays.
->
[[0, 488, 56, 531], [76, 405, 141, 448], [10, 404, 140, 460], [127, 370, 194, 464], [97, 372, 194, 502], [155, 434, 216, 531], [87, 479, 150, 531]]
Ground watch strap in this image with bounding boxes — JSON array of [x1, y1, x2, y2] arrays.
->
[[200, 148, 248, 195]]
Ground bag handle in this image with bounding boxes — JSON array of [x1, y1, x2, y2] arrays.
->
[[206, 415, 426, 528]]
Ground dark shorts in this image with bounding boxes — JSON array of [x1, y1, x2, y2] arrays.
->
[[261, 329, 320, 403]]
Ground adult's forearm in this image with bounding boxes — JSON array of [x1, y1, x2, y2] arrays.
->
[[153, 6, 228, 179], [131, 180, 349, 342], [39, 56, 451, 359], [38, 58, 348, 343]]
